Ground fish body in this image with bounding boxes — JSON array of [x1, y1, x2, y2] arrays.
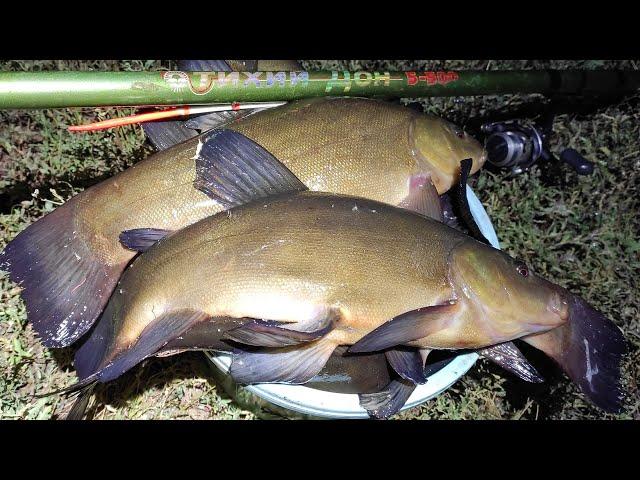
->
[[79, 191, 452, 372], [75, 191, 561, 378], [1, 97, 484, 348], [75, 183, 624, 412]]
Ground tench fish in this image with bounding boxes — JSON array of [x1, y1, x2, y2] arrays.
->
[[68, 130, 625, 417], [1, 97, 485, 349]]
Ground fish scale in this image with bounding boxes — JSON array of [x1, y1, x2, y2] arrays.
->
[[229, 98, 420, 201]]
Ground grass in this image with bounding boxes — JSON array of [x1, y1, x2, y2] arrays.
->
[[0, 60, 638, 420]]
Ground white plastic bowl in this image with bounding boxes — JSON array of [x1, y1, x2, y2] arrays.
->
[[207, 186, 500, 418]]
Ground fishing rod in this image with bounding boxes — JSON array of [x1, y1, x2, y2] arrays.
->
[[1, 70, 639, 109], [1, 68, 634, 176]]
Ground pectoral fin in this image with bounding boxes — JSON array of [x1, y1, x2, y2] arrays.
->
[[359, 378, 416, 419], [158, 316, 247, 354], [385, 348, 428, 384], [230, 337, 337, 385], [349, 302, 458, 353], [193, 129, 307, 208], [119, 228, 172, 253], [222, 309, 340, 347], [76, 309, 210, 383], [479, 342, 544, 383], [398, 173, 443, 221]]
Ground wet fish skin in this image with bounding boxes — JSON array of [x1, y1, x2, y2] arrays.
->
[[75, 191, 559, 378], [90, 192, 453, 358], [229, 97, 485, 198]]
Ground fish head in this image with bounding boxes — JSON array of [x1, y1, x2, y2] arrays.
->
[[450, 240, 569, 337], [410, 115, 486, 194]]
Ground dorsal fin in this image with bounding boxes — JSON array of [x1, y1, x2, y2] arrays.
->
[[193, 129, 307, 209], [143, 60, 262, 150], [223, 309, 339, 347], [82, 309, 210, 383], [119, 228, 172, 253]]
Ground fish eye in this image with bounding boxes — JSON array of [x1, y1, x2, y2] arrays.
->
[[448, 122, 465, 138], [516, 262, 529, 277], [445, 121, 466, 139]]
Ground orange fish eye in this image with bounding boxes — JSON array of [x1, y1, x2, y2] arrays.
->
[[516, 263, 529, 277]]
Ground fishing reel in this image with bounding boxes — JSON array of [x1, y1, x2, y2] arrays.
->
[[481, 119, 595, 176]]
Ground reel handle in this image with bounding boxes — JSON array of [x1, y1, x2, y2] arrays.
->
[[559, 148, 595, 175]]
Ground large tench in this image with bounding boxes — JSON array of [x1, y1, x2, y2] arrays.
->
[[70, 131, 625, 416], [0, 97, 485, 349]]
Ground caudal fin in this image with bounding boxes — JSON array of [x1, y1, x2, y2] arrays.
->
[[522, 294, 627, 412], [64, 382, 97, 420], [0, 198, 122, 348]]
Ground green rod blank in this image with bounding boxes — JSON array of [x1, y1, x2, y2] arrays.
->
[[0, 70, 638, 109]]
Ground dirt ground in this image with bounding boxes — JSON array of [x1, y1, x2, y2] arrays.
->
[[0, 60, 638, 420]]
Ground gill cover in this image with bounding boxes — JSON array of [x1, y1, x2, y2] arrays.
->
[[409, 115, 486, 194]]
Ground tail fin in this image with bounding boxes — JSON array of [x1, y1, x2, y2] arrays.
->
[[0, 198, 122, 348], [64, 382, 97, 420], [73, 299, 118, 380], [522, 294, 627, 412]]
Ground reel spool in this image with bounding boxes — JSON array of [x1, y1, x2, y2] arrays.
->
[[482, 119, 595, 176]]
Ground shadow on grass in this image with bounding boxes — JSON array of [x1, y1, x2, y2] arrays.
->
[[463, 93, 639, 135], [45, 344, 572, 420], [49, 351, 236, 420], [0, 142, 152, 214]]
